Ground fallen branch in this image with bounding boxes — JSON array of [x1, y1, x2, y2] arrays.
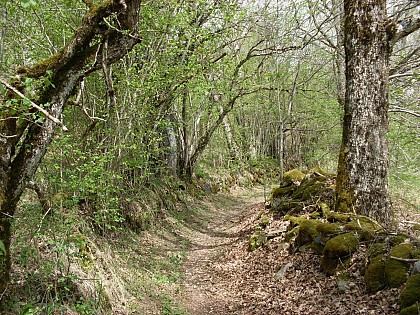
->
[[0, 77, 68, 131], [390, 256, 419, 263]]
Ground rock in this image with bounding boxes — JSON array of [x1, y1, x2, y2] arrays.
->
[[384, 258, 409, 288], [365, 255, 386, 292], [337, 278, 355, 293], [249, 232, 267, 251], [275, 262, 293, 279], [367, 243, 386, 259], [400, 274, 420, 308], [282, 169, 305, 183], [411, 261, 420, 275], [400, 304, 420, 315], [344, 216, 383, 241], [321, 232, 359, 275]]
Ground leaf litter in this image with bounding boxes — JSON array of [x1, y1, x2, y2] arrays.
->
[[179, 187, 401, 315]]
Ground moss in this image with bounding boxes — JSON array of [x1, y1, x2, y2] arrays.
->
[[320, 233, 359, 275], [284, 215, 307, 226], [323, 232, 359, 259], [327, 212, 351, 223], [272, 185, 295, 198], [344, 216, 383, 240], [24, 50, 63, 78], [283, 169, 305, 183], [365, 255, 387, 292], [309, 211, 321, 219], [400, 304, 420, 315], [285, 226, 299, 242], [391, 244, 414, 259], [390, 234, 409, 246], [291, 178, 326, 201], [385, 258, 409, 288], [318, 202, 330, 217], [249, 232, 267, 251], [413, 224, 420, 232], [400, 274, 420, 308], [260, 215, 270, 228], [308, 166, 335, 177], [411, 249, 420, 259], [295, 219, 321, 247], [368, 243, 386, 258], [317, 222, 341, 235]]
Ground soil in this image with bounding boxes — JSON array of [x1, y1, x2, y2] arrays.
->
[[178, 187, 402, 315]]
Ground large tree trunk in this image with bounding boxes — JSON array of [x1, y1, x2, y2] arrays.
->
[[335, 0, 391, 225], [0, 0, 141, 293]]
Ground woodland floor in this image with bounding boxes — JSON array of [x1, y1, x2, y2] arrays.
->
[[175, 186, 402, 315]]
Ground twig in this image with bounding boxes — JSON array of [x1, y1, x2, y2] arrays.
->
[[390, 256, 419, 263], [0, 77, 68, 131]]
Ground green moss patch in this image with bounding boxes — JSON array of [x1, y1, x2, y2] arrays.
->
[[344, 216, 383, 241], [400, 303, 420, 315], [368, 243, 386, 258], [282, 169, 305, 183], [385, 259, 409, 288], [249, 232, 267, 252], [272, 185, 295, 199], [391, 244, 414, 259], [365, 255, 387, 292], [400, 274, 420, 308], [321, 233, 359, 275]]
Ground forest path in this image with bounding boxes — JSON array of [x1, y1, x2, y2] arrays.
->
[[175, 186, 400, 315], [178, 186, 266, 315]]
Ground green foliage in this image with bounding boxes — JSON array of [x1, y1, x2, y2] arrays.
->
[[0, 240, 5, 256]]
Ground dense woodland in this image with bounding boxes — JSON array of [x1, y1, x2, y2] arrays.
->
[[0, 0, 419, 314]]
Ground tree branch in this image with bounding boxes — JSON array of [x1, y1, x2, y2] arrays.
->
[[0, 77, 68, 131], [390, 17, 420, 46]]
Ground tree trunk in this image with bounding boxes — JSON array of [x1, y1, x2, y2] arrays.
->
[[335, 0, 391, 225], [0, 0, 141, 293]]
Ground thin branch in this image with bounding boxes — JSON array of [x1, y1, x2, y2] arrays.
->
[[391, 17, 420, 46], [390, 256, 419, 263], [389, 105, 420, 118], [0, 77, 68, 131]]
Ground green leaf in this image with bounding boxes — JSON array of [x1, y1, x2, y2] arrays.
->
[[0, 240, 6, 256]]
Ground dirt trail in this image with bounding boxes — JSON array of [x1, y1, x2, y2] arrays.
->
[[180, 187, 266, 314], [177, 186, 401, 315]]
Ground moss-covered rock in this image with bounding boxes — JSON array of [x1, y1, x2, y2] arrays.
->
[[365, 255, 387, 292], [390, 234, 409, 246], [323, 232, 359, 259], [385, 258, 409, 288], [321, 232, 359, 275], [295, 219, 321, 247], [368, 243, 386, 258], [317, 222, 342, 235], [400, 274, 420, 308], [283, 169, 305, 183], [400, 304, 420, 315], [327, 212, 351, 223], [249, 232, 267, 251], [272, 185, 295, 199], [291, 178, 326, 201], [344, 216, 383, 241], [391, 244, 414, 259]]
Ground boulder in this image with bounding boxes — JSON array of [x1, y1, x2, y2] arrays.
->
[[400, 274, 420, 309]]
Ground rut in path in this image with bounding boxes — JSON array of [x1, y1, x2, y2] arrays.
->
[[179, 187, 266, 315]]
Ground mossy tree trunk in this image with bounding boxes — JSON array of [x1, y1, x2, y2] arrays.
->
[[335, 0, 420, 225], [0, 0, 141, 293]]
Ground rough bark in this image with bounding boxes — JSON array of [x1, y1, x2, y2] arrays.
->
[[336, 0, 391, 224], [0, 0, 141, 293]]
